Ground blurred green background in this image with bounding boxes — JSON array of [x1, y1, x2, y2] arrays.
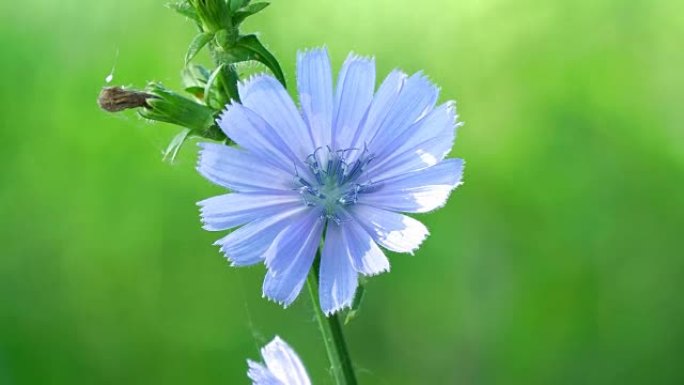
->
[[1, 0, 683, 383]]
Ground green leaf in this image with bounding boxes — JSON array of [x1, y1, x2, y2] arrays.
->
[[167, 1, 199, 22], [204, 63, 227, 109], [184, 86, 205, 99], [181, 64, 210, 89], [243, 2, 268, 13], [219, 64, 241, 102], [182, 65, 211, 99], [229, 0, 249, 12], [226, 34, 286, 87], [163, 128, 191, 163], [232, 2, 269, 25], [344, 283, 366, 324], [185, 32, 214, 65]]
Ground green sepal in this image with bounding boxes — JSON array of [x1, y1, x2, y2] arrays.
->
[[140, 83, 227, 153], [163, 128, 191, 163], [217, 34, 286, 87], [344, 281, 366, 325], [140, 82, 216, 133], [185, 32, 215, 65], [233, 2, 269, 25], [204, 64, 227, 109]]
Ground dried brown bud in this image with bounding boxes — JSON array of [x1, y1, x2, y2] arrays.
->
[[98, 86, 154, 112]]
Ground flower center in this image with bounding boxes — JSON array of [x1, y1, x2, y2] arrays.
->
[[295, 147, 375, 223]]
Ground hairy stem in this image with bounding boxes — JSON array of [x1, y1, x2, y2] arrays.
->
[[306, 256, 358, 385]]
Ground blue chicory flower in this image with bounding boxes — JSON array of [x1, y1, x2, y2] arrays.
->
[[198, 48, 464, 314], [247, 336, 311, 385]]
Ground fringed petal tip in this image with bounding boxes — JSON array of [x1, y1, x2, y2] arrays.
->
[[413, 157, 466, 214], [195, 145, 214, 186], [200, 220, 219, 232], [195, 142, 214, 174], [298, 48, 374, 65], [195, 161, 210, 183], [218, 246, 234, 264], [322, 298, 354, 317], [256, 336, 312, 385], [198, 213, 212, 231], [196, 141, 207, 159], [236, 73, 284, 101], [196, 196, 217, 230], [343, 51, 376, 65], [261, 291, 295, 309], [406, 221, 431, 256], [407, 232, 430, 256], [222, 249, 262, 268], [359, 264, 390, 277], [387, 68, 409, 80], [197, 210, 213, 230], [262, 336, 291, 355], [443, 100, 458, 120], [455, 158, 466, 186], [237, 72, 276, 89], [211, 238, 259, 267], [270, 335, 285, 344], [215, 99, 241, 131], [443, 101, 465, 132], [381, 69, 440, 99], [297, 46, 329, 59], [411, 70, 440, 89]]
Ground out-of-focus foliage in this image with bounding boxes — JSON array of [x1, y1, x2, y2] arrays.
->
[[0, 0, 682, 384]]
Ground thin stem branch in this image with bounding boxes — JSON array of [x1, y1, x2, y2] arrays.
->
[[306, 256, 358, 385]]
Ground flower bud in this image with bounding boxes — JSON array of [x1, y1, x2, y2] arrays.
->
[[139, 83, 221, 139], [97, 87, 152, 112]]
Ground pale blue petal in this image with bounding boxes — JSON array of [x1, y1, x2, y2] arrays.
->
[[261, 336, 312, 385], [217, 104, 307, 175], [366, 72, 440, 156], [351, 205, 429, 254], [239, 75, 315, 159], [319, 222, 358, 315], [262, 210, 324, 307], [360, 158, 464, 213], [197, 142, 295, 192], [344, 218, 390, 275], [332, 53, 375, 150], [365, 102, 459, 181], [215, 207, 307, 266], [297, 48, 333, 151], [247, 361, 285, 385], [348, 69, 406, 154], [198, 192, 303, 231]]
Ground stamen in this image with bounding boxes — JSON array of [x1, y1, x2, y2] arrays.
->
[[294, 146, 376, 222]]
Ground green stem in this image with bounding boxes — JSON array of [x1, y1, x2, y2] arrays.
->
[[306, 256, 358, 385], [208, 42, 241, 103]]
